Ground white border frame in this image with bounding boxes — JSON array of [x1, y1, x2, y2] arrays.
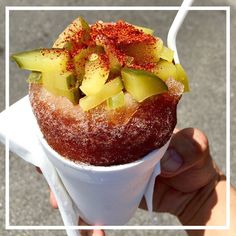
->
[[5, 6, 230, 231]]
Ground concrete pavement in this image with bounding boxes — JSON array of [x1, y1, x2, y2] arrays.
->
[[0, 0, 235, 236]]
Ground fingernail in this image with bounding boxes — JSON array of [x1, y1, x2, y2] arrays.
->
[[162, 148, 183, 172]]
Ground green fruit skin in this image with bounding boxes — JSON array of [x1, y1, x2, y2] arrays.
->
[[121, 67, 168, 102]]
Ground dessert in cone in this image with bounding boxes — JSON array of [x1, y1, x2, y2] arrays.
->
[[11, 17, 189, 166]]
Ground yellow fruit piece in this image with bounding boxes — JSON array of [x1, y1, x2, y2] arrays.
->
[[54, 73, 76, 90], [95, 38, 121, 73], [159, 46, 174, 62], [42, 72, 80, 104], [11, 49, 69, 72], [53, 17, 90, 48], [42, 71, 72, 91], [79, 77, 124, 111], [153, 60, 177, 81], [79, 54, 109, 96], [108, 52, 121, 73], [73, 47, 95, 82], [107, 91, 125, 109], [124, 38, 163, 64], [155, 37, 164, 55], [121, 67, 168, 102], [54, 87, 80, 105], [175, 64, 190, 92]]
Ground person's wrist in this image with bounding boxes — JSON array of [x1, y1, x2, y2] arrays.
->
[[178, 173, 226, 226]]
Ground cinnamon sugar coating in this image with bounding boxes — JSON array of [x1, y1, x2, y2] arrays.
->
[[29, 84, 180, 166]]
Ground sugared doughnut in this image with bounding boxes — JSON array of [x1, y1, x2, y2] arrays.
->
[[29, 83, 180, 166]]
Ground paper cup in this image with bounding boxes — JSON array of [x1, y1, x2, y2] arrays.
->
[[39, 135, 169, 225]]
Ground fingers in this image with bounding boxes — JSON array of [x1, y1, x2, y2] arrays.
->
[[50, 191, 104, 235], [79, 218, 105, 236], [49, 190, 58, 209], [36, 168, 104, 235], [35, 166, 42, 174], [35, 167, 59, 209], [160, 128, 218, 192], [91, 230, 105, 236]]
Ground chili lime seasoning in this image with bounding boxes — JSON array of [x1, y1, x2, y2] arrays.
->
[[65, 20, 158, 73]]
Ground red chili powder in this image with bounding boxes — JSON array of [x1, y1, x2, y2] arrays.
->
[[63, 20, 158, 73], [99, 53, 110, 71], [90, 20, 156, 45], [128, 62, 156, 71], [89, 20, 157, 70]]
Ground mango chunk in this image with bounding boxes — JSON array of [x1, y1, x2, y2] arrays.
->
[[155, 37, 164, 55], [159, 46, 174, 62], [121, 67, 168, 102], [123, 38, 163, 64], [108, 52, 121, 73], [54, 73, 76, 90], [42, 71, 79, 104], [175, 64, 190, 92], [153, 60, 177, 81], [79, 53, 109, 96], [79, 77, 123, 111], [11, 49, 69, 72], [95, 38, 121, 73], [107, 91, 125, 110], [53, 17, 90, 48], [73, 47, 100, 82], [54, 86, 80, 105], [39, 71, 74, 92]]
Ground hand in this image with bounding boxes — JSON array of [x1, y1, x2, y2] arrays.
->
[[140, 128, 236, 236], [140, 128, 222, 220]]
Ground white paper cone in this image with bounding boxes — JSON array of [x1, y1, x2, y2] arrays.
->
[[0, 96, 171, 228], [39, 131, 169, 225]]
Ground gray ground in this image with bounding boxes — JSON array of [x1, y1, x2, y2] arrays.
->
[[0, 0, 236, 235]]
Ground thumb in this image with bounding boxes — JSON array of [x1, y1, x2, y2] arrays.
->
[[160, 128, 216, 192], [161, 128, 209, 178], [161, 148, 183, 173]]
